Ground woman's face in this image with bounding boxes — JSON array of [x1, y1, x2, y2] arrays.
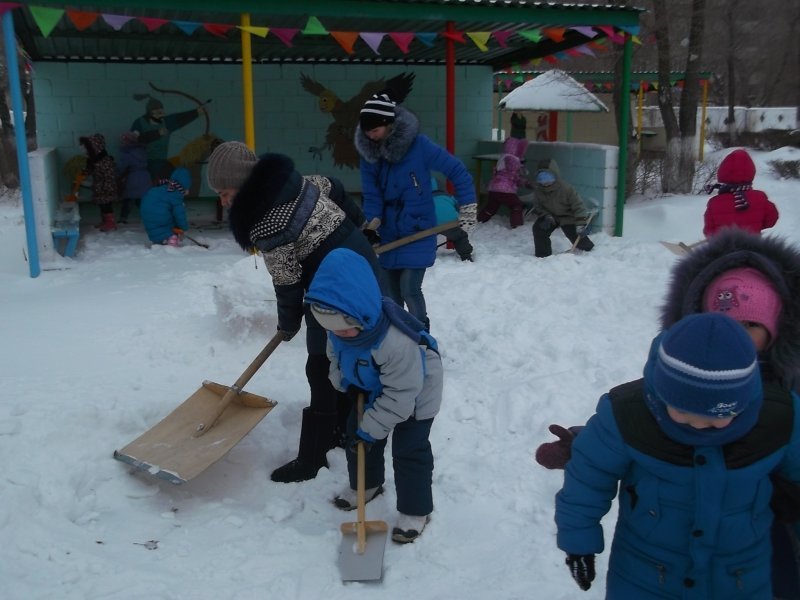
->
[[216, 188, 238, 208], [365, 125, 391, 142]]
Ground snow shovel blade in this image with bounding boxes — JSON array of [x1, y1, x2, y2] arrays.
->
[[113, 380, 276, 484], [338, 520, 389, 581]]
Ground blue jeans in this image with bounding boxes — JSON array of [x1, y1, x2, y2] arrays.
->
[[382, 268, 429, 331]]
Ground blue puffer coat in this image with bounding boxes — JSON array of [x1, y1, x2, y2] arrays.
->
[[355, 106, 474, 270], [556, 379, 800, 599], [140, 167, 190, 243]]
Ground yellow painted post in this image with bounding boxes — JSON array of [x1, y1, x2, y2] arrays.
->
[[699, 79, 709, 162], [240, 13, 255, 150], [636, 81, 644, 158]]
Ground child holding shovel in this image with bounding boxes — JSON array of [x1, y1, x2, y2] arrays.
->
[[305, 247, 444, 543], [354, 72, 476, 331]]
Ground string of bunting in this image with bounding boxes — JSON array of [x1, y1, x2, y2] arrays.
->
[[5, 3, 641, 60]]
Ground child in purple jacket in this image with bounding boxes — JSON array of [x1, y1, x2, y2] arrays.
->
[[477, 137, 531, 228]]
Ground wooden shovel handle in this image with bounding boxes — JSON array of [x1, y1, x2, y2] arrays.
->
[[193, 331, 283, 436], [374, 221, 459, 255]]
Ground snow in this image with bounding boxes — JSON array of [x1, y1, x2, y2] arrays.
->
[[498, 69, 609, 113], [1, 146, 799, 599]]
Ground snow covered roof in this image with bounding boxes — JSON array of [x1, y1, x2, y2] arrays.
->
[[498, 69, 609, 112]]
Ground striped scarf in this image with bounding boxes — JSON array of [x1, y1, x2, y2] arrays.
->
[[705, 182, 752, 211], [156, 178, 186, 195]]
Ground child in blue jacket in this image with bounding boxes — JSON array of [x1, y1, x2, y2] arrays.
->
[[305, 247, 444, 544], [432, 177, 473, 262], [140, 167, 190, 246], [555, 312, 800, 598]]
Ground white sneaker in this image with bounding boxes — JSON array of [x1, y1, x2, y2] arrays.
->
[[391, 513, 430, 543], [332, 485, 383, 511]]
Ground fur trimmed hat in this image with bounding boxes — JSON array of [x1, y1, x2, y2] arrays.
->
[[206, 141, 258, 192], [649, 313, 761, 418], [702, 267, 783, 344]]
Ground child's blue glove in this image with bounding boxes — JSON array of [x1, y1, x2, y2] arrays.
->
[[565, 554, 595, 591], [348, 428, 376, 454]]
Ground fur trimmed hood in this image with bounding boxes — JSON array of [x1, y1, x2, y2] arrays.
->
[[228, 153, 302, 250], [354, 105, 420, 164], [660, 229, 800, 386]]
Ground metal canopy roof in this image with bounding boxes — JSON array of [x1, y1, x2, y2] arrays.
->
[[12, 1, 643, 69]]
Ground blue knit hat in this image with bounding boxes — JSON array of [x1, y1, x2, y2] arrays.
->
[[649, 313, 761, 418]]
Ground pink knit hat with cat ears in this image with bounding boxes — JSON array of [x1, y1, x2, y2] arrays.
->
[[702, 267, 782, 343]]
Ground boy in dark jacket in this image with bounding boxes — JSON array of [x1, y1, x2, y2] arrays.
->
[[556, 312, 800, 598]]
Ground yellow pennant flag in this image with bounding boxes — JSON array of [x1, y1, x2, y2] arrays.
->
[[238, 25, 269, 38], [466, 32, 491, 52]]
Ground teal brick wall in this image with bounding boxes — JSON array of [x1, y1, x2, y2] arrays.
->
[[33, 62, 493, 198]]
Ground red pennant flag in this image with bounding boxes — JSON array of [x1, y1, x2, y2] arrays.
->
[[388, 32, 414, 54], [271, 28, 299, 47], [138, 17, 168, 32], [543, 27, 566, 43], [204, 23, 234, 38], [543, 55, 558, 65], [492, 30, 514, 48], [65, 9, 99, 31]]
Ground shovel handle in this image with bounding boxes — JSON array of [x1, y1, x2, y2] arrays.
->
[[374, 221, 459, 255], [184, 233, 209, 249], [356, 393, 367, 553], [193, 331, 283, 436]]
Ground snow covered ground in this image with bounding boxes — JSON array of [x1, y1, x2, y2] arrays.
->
[[1, 146, 798, 599]]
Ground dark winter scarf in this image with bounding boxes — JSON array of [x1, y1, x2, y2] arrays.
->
[[155, 178, 186, 195], [334, 311, 390, 351], [705, 181, 753, 211]]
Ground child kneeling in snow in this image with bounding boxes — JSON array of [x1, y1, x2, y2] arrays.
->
[[140, 167, 190, 246], [305, 247, 443, 543]]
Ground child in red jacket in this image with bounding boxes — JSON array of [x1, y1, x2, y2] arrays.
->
[[703, 148, 778, 237]]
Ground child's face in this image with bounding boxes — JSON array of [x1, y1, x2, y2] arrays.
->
[[665, 405, 735, 429], [739, 320, 769, 351], [332, 327, 361, 338], [365, 125, 390, 142], [216, 188, 238, 208]]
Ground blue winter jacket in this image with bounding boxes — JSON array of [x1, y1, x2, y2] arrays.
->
[[305, 248, 443, 439], [140, 167, 190, 243], [116, 142, 152, 199], [355, 106, 474, 270], [556, 379, 800, 599]]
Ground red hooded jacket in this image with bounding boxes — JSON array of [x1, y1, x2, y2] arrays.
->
[[703, 149, 778, 237]]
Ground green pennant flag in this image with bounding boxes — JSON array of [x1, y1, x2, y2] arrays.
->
[[302, 16, 327, 35], [518, 29, 542, 43], [29, 5, 63, 38]]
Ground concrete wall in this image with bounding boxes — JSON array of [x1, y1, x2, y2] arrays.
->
[[32, 62, 494, 198], [474, 139, 618, 235]]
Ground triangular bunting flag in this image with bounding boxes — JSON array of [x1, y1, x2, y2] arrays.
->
[[492, 30, 514, 48], [416, 32, 437, 47], [271, 28, 299, 47], [441, 30, 466, 44], [302, 16, 327, 35], [29, 6, 63, 38], [504, 79, 513, 91], [172, 20, 202, 35], [466, 32, 491, 52], [518, 29, 542, 43], [571, 26, 598, 38], [203, 23, 233, 38], [65, 9, 98, 31], [514, 74, 524, 83], [632, 35, 642, 45], [0, 4, 21, 18], [238, 25, 269, 38], [360, 32, 385, 54], [138, 17, 168, 32], [543, 27, 566, 43], [576, 44, 596, 57], [543, 55, 558, 65], [597, 25, 625, 44], [641, 81, 650, 92], [566, 48, 582, 57], [388, 32, 414, 54], [617, 24, 641, 36], [330, 31, 359, 54], [102, 14, 133, 31]]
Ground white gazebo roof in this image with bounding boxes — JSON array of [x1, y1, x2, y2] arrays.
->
[[498, 69, 609, 112]]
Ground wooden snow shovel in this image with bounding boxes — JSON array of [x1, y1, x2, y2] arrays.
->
[[338, 394, 388, 581], [563, 210, 598, 254], [373, 220, 459, 255], [113, 332, 282, 484]]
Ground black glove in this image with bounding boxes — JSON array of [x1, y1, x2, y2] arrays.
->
[[348, 428, 376, 454], [346, 384, 370, 403], [277, 326, 298, 342], [362, 228, 381, 246], [538, 214, 556, 230], [565, 554, 595, 591]]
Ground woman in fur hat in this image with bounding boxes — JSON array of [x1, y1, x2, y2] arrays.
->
[[206, 142, 382, 484], [354, 72, 477, 331], [537, 229, 800, 598]]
